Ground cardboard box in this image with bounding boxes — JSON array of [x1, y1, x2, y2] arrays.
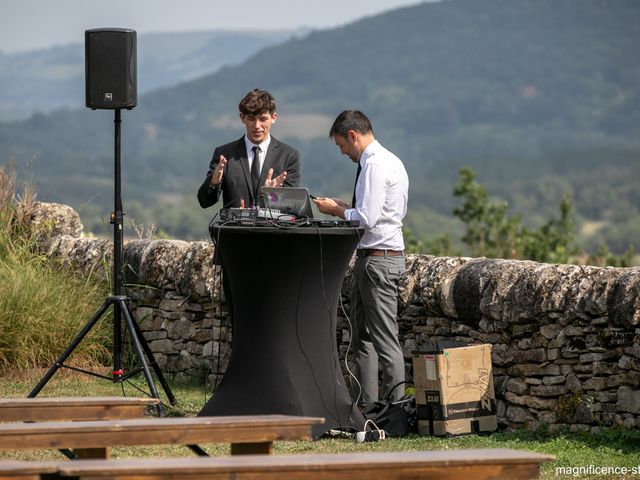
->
[[412, 343, 497, 437]]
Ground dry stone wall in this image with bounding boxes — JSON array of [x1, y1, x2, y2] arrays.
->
[[34, 202, 640, 432]]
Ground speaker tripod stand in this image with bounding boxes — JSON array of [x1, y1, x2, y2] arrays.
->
[[29, 109, 175, 415]]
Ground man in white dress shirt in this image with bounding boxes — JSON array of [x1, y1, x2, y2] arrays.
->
[[313, 110, 409, 404]]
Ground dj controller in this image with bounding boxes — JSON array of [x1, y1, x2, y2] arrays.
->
[[216, 207, 359, 227]]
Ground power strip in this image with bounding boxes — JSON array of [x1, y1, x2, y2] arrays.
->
[[355, 429, 386, 443]]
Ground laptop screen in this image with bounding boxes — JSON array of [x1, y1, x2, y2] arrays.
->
[[260, 187, 313, 218]]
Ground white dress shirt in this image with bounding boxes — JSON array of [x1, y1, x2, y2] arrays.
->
[[244, 135, 271, 175], [344, 140, 409, 250]]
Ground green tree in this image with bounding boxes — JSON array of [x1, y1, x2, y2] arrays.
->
[[453, 166, 576, 263], [453, 167, 520, 259], [587, 244, 635, 267], [518, 195, 575, 263], [403, 226, 457, 256]]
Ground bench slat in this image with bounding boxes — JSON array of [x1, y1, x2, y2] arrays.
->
[[0, 460, 58, 480], [0, 397, 160, 423], [51, 449, 554, 480], [0, 415, 324, 456]]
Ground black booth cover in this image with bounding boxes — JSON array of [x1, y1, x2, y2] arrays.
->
[[199, 224, 366, 438]]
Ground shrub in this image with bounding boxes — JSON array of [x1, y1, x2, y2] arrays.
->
[[0, 165, 110, 369]]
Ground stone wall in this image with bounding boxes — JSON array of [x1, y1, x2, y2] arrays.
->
[[34, 202, 640, 432]]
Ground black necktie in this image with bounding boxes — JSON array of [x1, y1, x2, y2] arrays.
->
[[251, 145, 261, 201], [351, 163, 362, 208]]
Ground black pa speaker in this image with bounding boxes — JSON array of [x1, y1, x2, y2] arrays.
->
[[85, 28, 137, 109]]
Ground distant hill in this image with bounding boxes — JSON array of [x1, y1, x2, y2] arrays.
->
[[1, 0, 639, 253], [0, 29, 298, 121]]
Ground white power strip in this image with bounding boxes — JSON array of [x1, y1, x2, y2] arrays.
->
[[355, 429, 386, 443]]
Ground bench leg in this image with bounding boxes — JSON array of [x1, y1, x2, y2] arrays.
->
[[230, 442, 273, 455], [73, 447, 109, 459], [187, 444, 209, 456]]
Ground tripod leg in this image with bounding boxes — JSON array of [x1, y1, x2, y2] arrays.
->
[[116, 299, 169, 416], [113, 297, 123, 382], [29, 299, 113, 398], [127, 308, 177, 405]]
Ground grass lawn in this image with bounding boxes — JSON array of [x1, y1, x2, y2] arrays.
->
[[0, 370, 638, 480]]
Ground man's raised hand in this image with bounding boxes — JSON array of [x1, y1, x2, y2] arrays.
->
[[264, 168, 287, 187], [210, 155, 227, 186]]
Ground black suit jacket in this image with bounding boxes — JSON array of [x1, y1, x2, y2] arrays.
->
[[197, 136, 300, 209]]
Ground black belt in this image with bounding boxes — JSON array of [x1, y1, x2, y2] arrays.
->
[[356, 249, 404, 258]]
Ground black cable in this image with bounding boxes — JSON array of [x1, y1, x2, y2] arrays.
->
[[311, 223, 362, 431], [121, 377, 173, 415], [208, 219, 234, 397], [293, 257, 341, 425], [204, 202, 242, 403], [208, 266, 225, 396], [346, 224, 365, 407], [204, 267, 219, 407], [258, 190, 311, 229], [312, 225, 346, 428], [339, 294, 362, 410], [335, 224, 364, 410]]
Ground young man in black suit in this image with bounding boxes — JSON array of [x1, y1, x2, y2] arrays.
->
[[197, 89, 301, 209], [197, 89, 302, 364]]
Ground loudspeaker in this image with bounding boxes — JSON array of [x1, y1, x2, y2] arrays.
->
[[85, 28, 137, 109]]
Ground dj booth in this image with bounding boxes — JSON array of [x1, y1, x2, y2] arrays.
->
[[199, 216, 366, 438]]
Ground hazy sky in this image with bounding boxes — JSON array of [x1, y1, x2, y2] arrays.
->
[[0, 0, 425, 54]]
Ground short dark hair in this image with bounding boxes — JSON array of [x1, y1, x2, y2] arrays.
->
[[328, 110, 373, 139], [239, 89, 276, 116]]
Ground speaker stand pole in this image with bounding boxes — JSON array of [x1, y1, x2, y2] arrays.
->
[[29, 109, 176, 415]]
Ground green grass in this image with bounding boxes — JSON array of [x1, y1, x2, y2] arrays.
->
[[0, 256, 111, 369], [0, 165, 111, 369], [1, 372, 638, 480]]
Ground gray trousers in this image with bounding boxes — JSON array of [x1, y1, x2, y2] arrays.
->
[[350, 255, 406, 403]]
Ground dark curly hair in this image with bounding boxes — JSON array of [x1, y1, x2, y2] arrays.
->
[[239, 89, 276, 116]]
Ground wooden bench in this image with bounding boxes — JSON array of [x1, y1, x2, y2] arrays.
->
[[0, 415, 324, 459], [0, 449, 555, 480], [0, 461, 58, 480], [0, 397, 160, 423]]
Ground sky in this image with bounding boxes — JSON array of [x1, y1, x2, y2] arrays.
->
[[0, 0, 425, 54]]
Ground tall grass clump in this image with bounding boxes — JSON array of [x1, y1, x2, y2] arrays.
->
[[0, 165, 111, 370]]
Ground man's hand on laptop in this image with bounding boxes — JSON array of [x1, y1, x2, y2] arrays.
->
[[312, 197, 347, 219], [333, 198, 350, 209], [264, 168, 287, 187]]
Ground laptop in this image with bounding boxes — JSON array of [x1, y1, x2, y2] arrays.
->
[[259, 187, 314, 219]]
